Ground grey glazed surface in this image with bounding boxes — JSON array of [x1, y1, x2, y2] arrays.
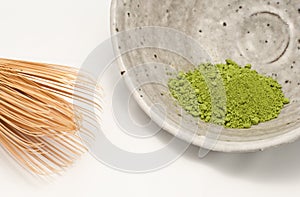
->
[[110, 0, 300, 152]]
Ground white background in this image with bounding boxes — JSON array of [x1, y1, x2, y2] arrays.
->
[[1, 0, 300, 196]]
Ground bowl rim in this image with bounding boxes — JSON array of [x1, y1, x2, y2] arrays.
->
[[109, 0, 300, 152]]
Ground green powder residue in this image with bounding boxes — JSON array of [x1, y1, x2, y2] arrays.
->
[[168, 59, 290, 129]]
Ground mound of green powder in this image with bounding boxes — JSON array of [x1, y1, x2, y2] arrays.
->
[[168, 59, 290, 129]]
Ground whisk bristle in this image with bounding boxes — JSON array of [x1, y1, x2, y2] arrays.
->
[[0, 58, 99, 175]]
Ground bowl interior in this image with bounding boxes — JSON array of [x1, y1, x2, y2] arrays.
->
[[110, 0, 300, 152]]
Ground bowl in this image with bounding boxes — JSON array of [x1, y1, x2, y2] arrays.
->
[[110, 0, 300, 152]]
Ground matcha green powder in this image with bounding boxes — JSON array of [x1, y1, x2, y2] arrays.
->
[[168, 59, 290, 129]]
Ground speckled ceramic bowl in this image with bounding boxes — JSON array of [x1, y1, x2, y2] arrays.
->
[[110, 0, 300, 152]]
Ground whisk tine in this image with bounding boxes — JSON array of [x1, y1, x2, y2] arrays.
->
[[0, 58, 99, 175]]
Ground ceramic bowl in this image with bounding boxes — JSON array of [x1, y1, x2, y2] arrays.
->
[[110, 0, 300, 152]]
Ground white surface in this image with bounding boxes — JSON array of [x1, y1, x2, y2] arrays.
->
[[1, 0, 300, 197]]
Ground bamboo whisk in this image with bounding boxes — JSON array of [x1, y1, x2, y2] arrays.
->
[[0, 58, 99, 175]]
